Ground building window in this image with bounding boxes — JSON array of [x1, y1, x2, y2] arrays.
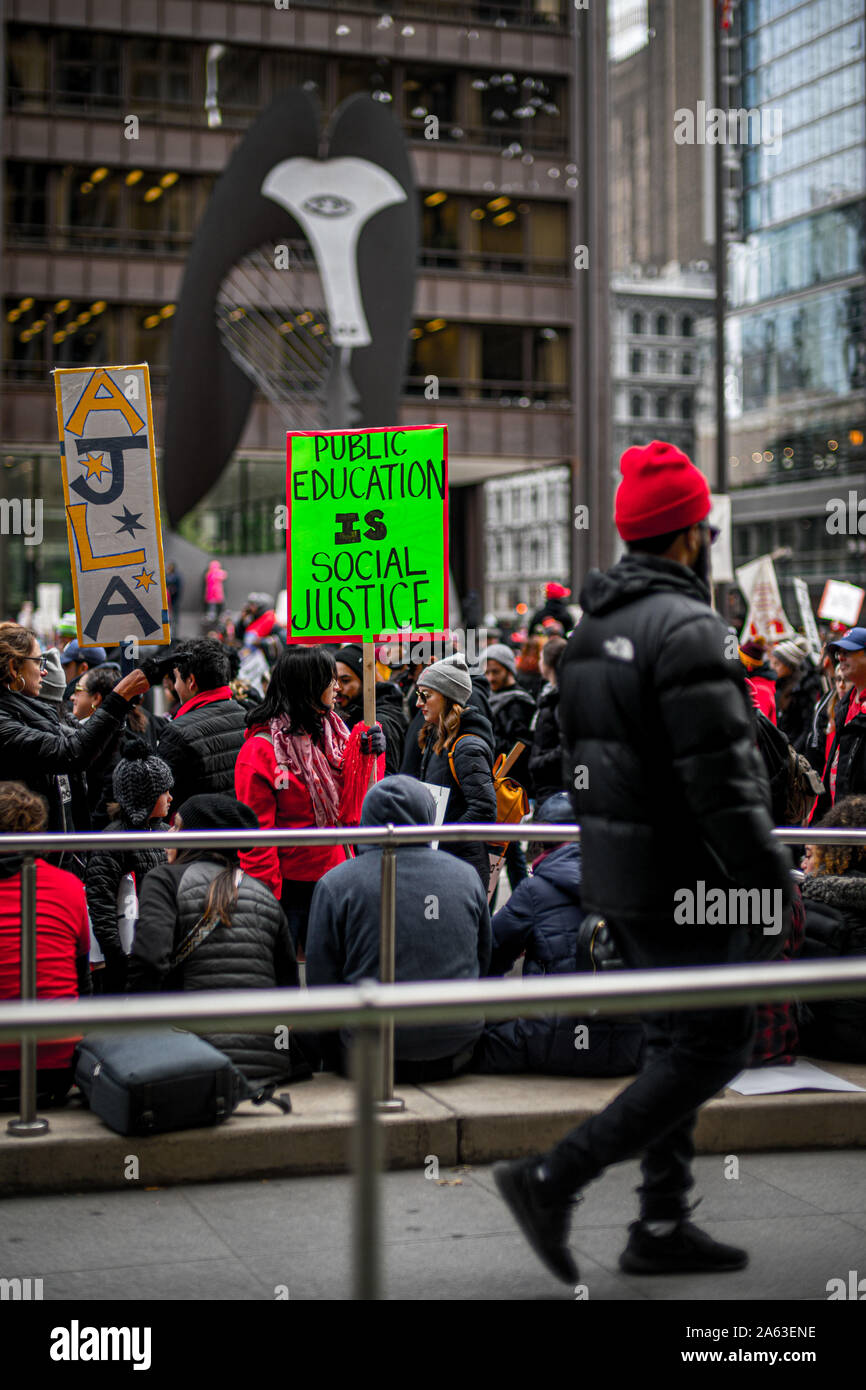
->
[[681, 352, 694, 376], [630, 348, 644, 374], [655, 312, 670, 336], [657, 349, 670, 372], [55, 32, 121, 109], [681, 313, 695, 337], [630, 393, 643, 418], [680, 395, 693, 420], [631, 311, 644, 334], [655, 395, 668, 419]]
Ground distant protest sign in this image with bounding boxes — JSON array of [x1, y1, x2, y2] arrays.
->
[[54, 364, 170, 649], [285, 424, 448, 642], [736, 554, 794, 644], [818, 579, 865, 627]]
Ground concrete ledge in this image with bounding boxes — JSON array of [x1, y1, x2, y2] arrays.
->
[[1, 1061, 864, 1194]]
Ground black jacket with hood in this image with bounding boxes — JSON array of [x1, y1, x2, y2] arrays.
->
[[558, 553, 792, 966], [400, 672, 492, 778], [418, 705, 497, 888], [528, 683, 563, 803], [488, 682, 537, 794], [306, 776, 492, 1063], [798, 869, 866, 1062]]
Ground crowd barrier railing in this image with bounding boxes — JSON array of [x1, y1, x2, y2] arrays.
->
[[3, 823, 866, 1297]]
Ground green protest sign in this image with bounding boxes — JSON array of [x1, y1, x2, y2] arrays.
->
[[286, 424, 449, 642]]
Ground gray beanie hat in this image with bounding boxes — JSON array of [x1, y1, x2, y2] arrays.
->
[[37, 648, 66, 705], [773, 640, 807, 670], [112, 737, 174, 826], [479, 642, 517, 676], [421, 652, 472, 705]]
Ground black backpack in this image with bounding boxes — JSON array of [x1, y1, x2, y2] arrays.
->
[[755, 711, 824, 826]]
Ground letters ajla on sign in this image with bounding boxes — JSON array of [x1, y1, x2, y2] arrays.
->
[[54, 364, 171, 649]]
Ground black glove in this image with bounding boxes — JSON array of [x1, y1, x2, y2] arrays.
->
[[360, 724, 386, 757]]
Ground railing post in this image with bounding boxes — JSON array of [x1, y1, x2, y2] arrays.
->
[[7, 854, 49, 1137], [377, 835, 404, 1112], [352, 1012, 383, 1301]]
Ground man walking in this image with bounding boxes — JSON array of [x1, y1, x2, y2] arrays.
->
[[494, 440, 792, 1283]]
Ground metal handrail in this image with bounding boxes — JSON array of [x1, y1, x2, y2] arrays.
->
[[2, 819, 865, 1300]]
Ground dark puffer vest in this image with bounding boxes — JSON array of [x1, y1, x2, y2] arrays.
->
[[128, 855, 299, 1085]]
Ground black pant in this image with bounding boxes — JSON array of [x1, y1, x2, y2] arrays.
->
[[543, 914, 756, 1220], [280, 879, 318, 954]]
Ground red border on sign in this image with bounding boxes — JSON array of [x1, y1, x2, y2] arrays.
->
[[284, 424, 449, 645]]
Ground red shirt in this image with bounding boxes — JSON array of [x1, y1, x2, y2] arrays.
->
[[234, 722, 383, 896], [0, 861, 89, 1071]]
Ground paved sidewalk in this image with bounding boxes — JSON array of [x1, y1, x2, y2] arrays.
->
[[1, 1152, 863, 1301]]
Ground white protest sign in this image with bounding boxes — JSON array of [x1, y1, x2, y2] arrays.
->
[[818, 579, 865, 627], [54, 363, 170, 649], [792, 577, 823, 663], [736, 554, 795, 644]]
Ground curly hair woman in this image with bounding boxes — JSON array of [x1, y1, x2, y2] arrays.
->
[[798, 794, 866, 1062]]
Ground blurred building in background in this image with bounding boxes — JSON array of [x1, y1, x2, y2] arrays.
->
[[1, 0, 582, 620]]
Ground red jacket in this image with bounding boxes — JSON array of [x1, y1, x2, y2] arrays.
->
[[234, 721, 383, 896], [746, 674, 777, 725], [0, 860, 89, 1071]]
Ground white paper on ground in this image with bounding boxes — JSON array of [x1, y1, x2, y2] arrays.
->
[[728, 1060, 865, 1095]]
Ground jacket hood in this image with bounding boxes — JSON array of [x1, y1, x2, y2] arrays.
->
[[359, 775, 436, 839], [533, 843, 582, 898], [453, 704, 496, 752], [489, 685, 536, 715], [580, 553, 710, 618]]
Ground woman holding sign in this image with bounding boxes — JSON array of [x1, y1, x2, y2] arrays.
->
[[234, 646, 385, 952], [417, 653, 497, 891]]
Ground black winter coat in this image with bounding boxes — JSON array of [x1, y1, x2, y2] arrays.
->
[[400, 673, 492, 778], [85, 816, 169, 973], [776, 664, 822, 749], [340, 680, 407, 776], [419, 705, 496, 888], [488, 683, 537, 794], [528, 684, 563, 803], [0, 687, 130, 835], [559, 553, 792, 965], [156, 696, 247, 809], [798, 870, 866, 1062], [128, 854, 300, 1085], [474, 845, 643, 1076]]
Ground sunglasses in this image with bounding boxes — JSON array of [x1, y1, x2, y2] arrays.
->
[[74, 684, 88, 694], [699, 521, 721, 544], [417, 689, 432, 704]]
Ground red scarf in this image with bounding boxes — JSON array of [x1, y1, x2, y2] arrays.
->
[[269, 709, 351, 827], [173, 685, 233, 719]]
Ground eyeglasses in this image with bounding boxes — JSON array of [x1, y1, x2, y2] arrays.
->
[[417, 689, 432, 704], [25, 656, 48, 672]]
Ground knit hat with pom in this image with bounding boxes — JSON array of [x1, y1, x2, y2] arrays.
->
[[112, 737, 174, 826]]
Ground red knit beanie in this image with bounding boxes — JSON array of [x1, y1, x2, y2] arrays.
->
[[546, 581, 571, 599], [615, 440, 711, 542]]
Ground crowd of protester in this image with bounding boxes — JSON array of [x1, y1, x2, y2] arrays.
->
[[1, 561, 866, 1115]]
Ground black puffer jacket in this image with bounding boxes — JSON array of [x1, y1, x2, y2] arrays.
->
[[128, 854, 299, 1085], [85, 816, 169, 973], [340, 680, 407, 776], [156, 696, 247, 808], [489, 683, 537, 794], [798, 870, 866, 1062], [0, 687, 130, 834], [776, 664, 822, 749], [528, 684, 563, 803], [559, 553, 792, 965], [419, 705, 496, 888]]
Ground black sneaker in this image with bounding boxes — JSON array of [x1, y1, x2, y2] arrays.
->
[[619, 1219, 748, 1275], [493, 1158, 580, 1284]]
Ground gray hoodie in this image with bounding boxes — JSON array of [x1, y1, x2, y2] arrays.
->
[[306, 776, 492, 1061]]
